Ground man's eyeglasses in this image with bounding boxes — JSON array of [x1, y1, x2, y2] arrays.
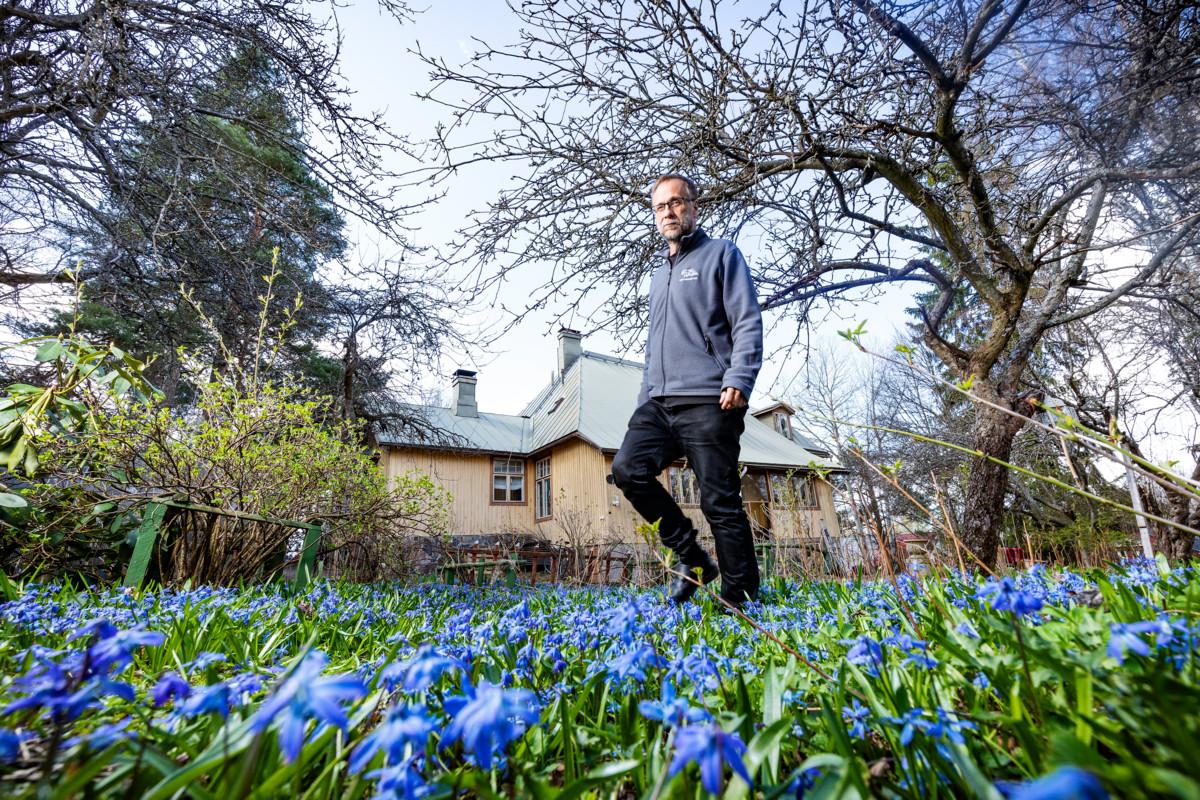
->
[[653, 196, 693, 215]]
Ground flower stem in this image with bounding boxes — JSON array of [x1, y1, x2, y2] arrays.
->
[[1011, 613, 1043, 724], [647, 727, 676, 800]]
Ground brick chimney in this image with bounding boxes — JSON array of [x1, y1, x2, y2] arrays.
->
[[558, 328, 582, 376], [450, 369, 478, 417]]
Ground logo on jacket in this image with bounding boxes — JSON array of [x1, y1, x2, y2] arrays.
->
[[679, 267, 699, 282]]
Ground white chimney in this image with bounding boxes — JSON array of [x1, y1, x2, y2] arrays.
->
[[450, 369, 478, 417], [558, 328, 582, 376]]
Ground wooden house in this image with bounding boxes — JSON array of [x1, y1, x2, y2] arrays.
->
[[379, 330, 845, 548]]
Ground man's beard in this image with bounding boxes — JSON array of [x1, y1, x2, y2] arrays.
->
[[660, 220, 693, 242]]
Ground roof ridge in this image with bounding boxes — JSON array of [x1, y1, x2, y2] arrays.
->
[[519, 370, 561, 417], [581, 350, 644, 369], [400, 403, 529, 423]]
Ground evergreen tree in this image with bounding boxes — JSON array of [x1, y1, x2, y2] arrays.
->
[[41, 48, 346, 404]]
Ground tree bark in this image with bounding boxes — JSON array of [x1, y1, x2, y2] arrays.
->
[[960, 403, 1030, 569], [0, 271, 82, 286], [1163, 460, 1200, 560]]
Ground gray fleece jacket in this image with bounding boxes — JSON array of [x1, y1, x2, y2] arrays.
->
[[637, 228, 764, 406]]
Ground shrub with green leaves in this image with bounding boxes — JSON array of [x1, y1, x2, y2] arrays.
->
[[28, 380, 450, 584], [0, 334, 161, 579], [0, 335, 158, 478]]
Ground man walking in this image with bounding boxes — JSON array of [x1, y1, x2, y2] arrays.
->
[[611, 174, 764, 608]]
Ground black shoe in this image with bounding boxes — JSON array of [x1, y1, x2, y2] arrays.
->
[[717, 588, 758, 615], [717, 598, 753, 616], [669, 553, 719, 604]]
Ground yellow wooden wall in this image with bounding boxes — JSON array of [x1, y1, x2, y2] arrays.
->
[[593, 460, 842, 545], [383, 449, 534, 535], [531, 439, 614, 543], [528, 443, 695, 545], [765, 479, 841, 540], [383, 439, 842, 544]]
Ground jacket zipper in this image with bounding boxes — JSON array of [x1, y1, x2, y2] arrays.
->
[[704, 335, 726, 371], [658, 258, 673, 392]]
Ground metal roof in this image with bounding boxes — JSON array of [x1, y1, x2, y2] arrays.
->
[[522, 355, 585, 451], [376, 405, 529, 454], [750, 401, 832, 456], [381, 351, 842, 470]]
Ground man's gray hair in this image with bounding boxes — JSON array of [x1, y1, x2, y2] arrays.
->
[[650, 173, 699, 200]]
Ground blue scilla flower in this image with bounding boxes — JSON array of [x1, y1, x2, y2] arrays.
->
[[1139, 618, 1176, 647], [4, 659, 83, 719], [504, 599, 531, 623], [604, 599, 648, 645], [789, 767, 823, 799], [1057, 570, 1087, 593], [841, 698, 871, 740], [1106, 621, 1163, 663], [0, 728, 24, 763], [228, 672, 264, 706], [638, 680, 711, 728], [64, 719, 133, 751], [927, 708, 977, 745], [151, 671, 191, 707], [4, 653, 132, 722], [440, 680, 539, 771], [350, 703, 438, 774], [382, 645, 461, 693], [843, 636, 884, 675], [667, 646, 723, 695], [1116, 558, 1159, 588], [894, 574, 921, 605], [978, 577, 1043, 617], [179, 681, 232, 719], [367, 754, 437, 799], [546, 645, 567, 674], [882, 632, 916, 650], [82, 628, 164, 671], [668, 723, 752, 796], [884, 632, 938, 670], [514, 640, 538, 674], [905, 650, 938, 670], [996, 766, 1109, 799], [955, 621, 980, 639], [1165, 618, 1199, 668], [886, 708, 932, 746], [68, 618, 119, 643], [606, 643, 665, 685], [189, 652, 228, 671], [248, 651, 367, 762]]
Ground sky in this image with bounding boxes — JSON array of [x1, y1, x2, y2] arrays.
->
[[5, 0, 1188, 470], [332, 0, 916, 416], [327, 0, 1198, 474]]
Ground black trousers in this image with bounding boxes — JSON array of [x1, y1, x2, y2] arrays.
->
[[611, 399, 760, 602]]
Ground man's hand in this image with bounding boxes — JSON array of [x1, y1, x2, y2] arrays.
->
[[719, 387, 747, 410]]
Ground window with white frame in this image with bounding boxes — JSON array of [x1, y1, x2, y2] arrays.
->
[[669, 465, 700, 506], [492, 457, 525, 503], [773, 411, 793, 440], [534, 456, 552, 518]]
